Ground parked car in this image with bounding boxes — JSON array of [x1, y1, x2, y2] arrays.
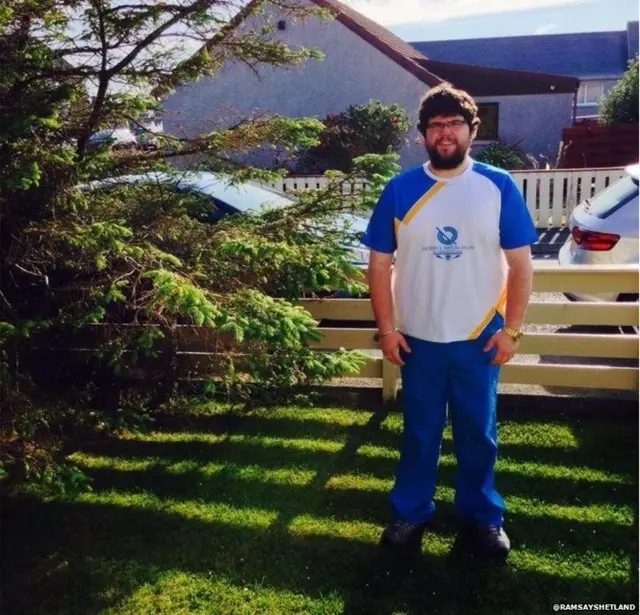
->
[[90, 171, 370, 268], [558, 163, 639, 302], [133, 126, 162, 150], [88, 128, 138, 150]]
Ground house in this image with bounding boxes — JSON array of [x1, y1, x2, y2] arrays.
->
[[160, 0, 579, 169], [411, 22, 639, 120]]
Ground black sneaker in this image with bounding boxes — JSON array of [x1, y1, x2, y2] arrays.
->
[[381, 520, 426, 546], [463, 524, 511, 560]]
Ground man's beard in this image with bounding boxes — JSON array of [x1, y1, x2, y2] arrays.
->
[[426, 140, 469, 170]]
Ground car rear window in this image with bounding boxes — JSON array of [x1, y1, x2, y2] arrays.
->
[[587, 175, 639, 219]]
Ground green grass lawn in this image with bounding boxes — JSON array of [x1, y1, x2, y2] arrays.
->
[[2, 403, 638, 615]]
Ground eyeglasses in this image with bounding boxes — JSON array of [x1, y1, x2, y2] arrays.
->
[[426, 119, 467, 132]]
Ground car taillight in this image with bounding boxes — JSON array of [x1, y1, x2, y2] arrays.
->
[[571, 226, 620, 251]]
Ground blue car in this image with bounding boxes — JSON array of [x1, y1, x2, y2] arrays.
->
[[92, 170, 371, 268]]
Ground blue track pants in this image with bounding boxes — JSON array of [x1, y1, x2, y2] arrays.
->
[[389, 313, 506, 527]]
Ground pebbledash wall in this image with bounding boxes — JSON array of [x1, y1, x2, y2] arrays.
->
[[472, 93, 574, 164], [160, 2, 574, 168]]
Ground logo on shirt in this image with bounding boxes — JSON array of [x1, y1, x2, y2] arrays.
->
[[434, 226, 463, 260]]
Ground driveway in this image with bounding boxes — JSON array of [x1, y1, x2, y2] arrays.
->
[[532, 227, 570, 260]]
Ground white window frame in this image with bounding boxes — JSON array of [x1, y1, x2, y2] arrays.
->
[[577, 81, 605, 106]]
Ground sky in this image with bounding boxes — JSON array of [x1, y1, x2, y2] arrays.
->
[[345, 0, 638, 41]]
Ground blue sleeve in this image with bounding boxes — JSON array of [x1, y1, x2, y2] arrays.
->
[[361, 180, 397, 254], [499, 175, 538, 250]]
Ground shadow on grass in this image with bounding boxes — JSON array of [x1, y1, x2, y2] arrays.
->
[[77, 408, 639, 486], [75, 437, 637, 508], [2, 406, 638, 615], [71, 463, 635, 557], [2, 495, 636, 615], [342, 533, 637, 615]]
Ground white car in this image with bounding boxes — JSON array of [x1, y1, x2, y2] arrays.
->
[[558, 163, 639, 302]]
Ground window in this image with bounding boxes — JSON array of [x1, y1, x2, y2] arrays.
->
[[476, 103, 499, 140], [584, 84, 602, 104], [586, 175, 638, 220], [577, 81, 605, 106]]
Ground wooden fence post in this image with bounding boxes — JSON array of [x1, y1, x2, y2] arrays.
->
[[382, 358, 399, 403]]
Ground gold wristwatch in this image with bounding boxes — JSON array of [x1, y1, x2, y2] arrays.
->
[[502, 326, 524, 341]]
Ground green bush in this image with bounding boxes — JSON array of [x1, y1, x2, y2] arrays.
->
[[475, 140, 535, 170], [599, 56, 639, 125], [296, 100, 410, 173]]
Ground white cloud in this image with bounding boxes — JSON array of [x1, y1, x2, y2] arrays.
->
[[345, 0, 592, 26], [534, 22, 558, 34]]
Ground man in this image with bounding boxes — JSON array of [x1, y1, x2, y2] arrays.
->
[[361, 83, 537, 560]]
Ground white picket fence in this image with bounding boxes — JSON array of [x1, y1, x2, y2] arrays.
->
[[271, 166, 626, 229], [274, 176, 368, 194], [511, 167, 626, 228]]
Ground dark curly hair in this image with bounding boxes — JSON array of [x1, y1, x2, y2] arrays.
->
[[417, 83, 481, 134]]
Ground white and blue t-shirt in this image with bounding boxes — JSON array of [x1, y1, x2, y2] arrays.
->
[[362, 159, 537, 343]]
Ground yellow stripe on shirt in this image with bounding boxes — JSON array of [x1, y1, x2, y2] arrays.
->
[[496, 285, 507, 317], [402, 182, 445, 226], [468, 285, 508, 340]]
